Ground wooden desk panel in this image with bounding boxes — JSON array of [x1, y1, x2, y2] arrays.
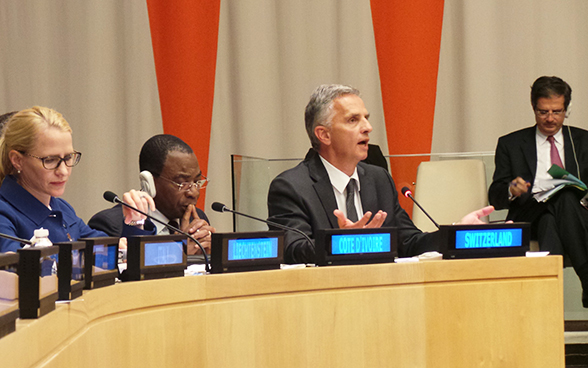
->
[[0, 256, 564, 367]]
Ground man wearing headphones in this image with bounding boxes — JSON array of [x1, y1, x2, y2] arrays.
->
[[489, 76, 588, 306], [89, 134, 215, 255]]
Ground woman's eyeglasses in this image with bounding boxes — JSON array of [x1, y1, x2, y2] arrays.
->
[[21, 151, 82, 170]]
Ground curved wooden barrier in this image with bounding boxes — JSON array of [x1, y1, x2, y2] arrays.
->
[[0, 256, 564, 367]]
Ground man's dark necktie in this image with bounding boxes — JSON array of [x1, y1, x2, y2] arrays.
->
[[547, 135, 564, 168], [345, 179, 359, 222]]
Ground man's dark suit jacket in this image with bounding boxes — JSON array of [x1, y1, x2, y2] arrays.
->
[[267, 152, 438, 264], [489, 125, 588, 220], [88, 204, 209, 237]]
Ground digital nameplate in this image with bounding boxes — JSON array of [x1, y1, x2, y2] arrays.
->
[[455, 228, 522, 249], [228, 237, 279, 261], [143, 241, 184, 267], [93, 244, 117, 271], [331, 233, 391, 255]]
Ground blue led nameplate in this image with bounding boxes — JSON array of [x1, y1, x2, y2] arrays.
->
[[331, 233, 391, 255], [143, 241, 184, 266], [455, 228, 522, 249], [94, 244, 117, 271], [228, 237, 279, 261]]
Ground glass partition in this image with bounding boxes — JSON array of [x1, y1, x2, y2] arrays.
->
[[231, 155, 303, 232], [231, 152, 506, 232]]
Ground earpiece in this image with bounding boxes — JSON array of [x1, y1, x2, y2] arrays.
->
[[566, 101, 572, 118], [139, 171, 156, 198]]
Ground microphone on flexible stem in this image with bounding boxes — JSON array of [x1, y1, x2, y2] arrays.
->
[[211, 202, 314, 245], [0, 233, 33, 246], [401, 187, 440, 229], [103, 191, 210, 273]]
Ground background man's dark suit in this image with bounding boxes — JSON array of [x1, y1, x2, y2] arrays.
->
[[489, 124, 588, 267], [88, 204, 209, 237], [267, 152, 437, 264]]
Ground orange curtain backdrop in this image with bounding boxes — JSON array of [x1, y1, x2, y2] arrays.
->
[[370, 0, 445, 216], [146, 0, 221, 209]]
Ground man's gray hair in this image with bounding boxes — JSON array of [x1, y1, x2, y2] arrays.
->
[[305, 84, 360, 151]]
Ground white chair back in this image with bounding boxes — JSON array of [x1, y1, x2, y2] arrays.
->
[[412, 159, 488, 232]]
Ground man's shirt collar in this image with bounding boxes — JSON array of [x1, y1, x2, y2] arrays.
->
[[319, 155, 360, 194], [536, 126, 563, 144], [149, 208, 178, 234]]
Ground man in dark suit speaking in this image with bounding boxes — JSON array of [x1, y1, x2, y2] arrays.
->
[[489, 76, 588, 306], [267, 84, 493, 264]]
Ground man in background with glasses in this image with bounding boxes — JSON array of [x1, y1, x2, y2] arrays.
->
[[89, 134, 215, 255], [489, 76, 588, 307]]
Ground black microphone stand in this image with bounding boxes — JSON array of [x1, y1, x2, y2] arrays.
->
[[0, 232, 33, 246], [401, 188, 440, 229], [211, 202, 314, 246]]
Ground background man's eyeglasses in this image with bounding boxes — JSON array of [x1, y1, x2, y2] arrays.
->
[[535, 109, 565, 118]]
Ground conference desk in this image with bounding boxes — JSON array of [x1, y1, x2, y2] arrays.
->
[[0, 256, 564, 367]]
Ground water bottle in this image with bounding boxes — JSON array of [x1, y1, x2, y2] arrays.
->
[[30, 228, 53, 247]]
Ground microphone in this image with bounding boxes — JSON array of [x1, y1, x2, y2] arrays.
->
[[103, 191, 210, 273], [0, 232, 33, 246], [211, 202, 314, 245], [210, 202, 227, 213], [401, 187, 440, 229]]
